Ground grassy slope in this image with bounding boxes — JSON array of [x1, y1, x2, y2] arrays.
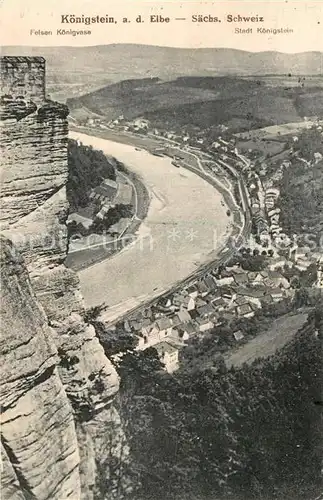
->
[[225, 311, 308, 368]]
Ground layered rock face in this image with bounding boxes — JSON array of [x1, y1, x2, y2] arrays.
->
[[0, 57, 123, 499], [1, 238, 80, 500]]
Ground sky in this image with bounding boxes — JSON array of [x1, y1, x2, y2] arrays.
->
[[0, 0, 323, 52]]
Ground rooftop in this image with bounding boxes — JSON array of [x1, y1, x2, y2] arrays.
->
[[237, 304, 253, 316], [93, 183, 118, 200], [102, 178, 118, 189], [155, 317, 172, 331], [237, 287, 266, 299], [233, 330, 244, 341], [186, 284, 198, 294], [197, 304, 215, 317], [154, 342, 179, 355]]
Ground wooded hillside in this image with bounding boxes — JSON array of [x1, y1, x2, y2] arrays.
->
[[96, 303, 323, 500], [67, 139, 116, 212]]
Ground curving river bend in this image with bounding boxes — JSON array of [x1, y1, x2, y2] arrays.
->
[[70, 132, 230, 321]]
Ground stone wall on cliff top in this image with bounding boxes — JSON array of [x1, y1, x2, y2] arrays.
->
[[0, 56, 125, 500]]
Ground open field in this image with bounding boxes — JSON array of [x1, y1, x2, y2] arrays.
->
[[236, 138, 287, 156], [235, 119, 321, 140], [225, 311, 308, 368]]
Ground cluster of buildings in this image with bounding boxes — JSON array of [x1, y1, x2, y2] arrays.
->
[[68, 174, 133, 235], [84, 115, 236, 152], [113, 259, 294, 372], [90, 176, 133, 219]]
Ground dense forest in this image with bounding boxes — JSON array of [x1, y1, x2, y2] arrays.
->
[[279, 128, 323, 239], [93, 303, 323, 500], [67, 139, 116, 212]]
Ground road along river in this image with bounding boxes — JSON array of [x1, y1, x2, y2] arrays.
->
[[70, 131, 231, 320]]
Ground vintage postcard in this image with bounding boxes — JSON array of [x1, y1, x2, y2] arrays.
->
[[1, 1, 322, 499]]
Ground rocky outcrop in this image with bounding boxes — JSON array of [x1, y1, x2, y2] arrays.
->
[[1, 238, 80, 500], [0, 57, 124, 499]]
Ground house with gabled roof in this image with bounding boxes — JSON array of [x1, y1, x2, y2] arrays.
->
[[197, 303, 215, 318], [173, 322, 196, 342], [196, 317, 214, 333], [172, 292, 187, 308], [236, 303, 255, 318], [90, 179, 118, 204], [216, 276, 235, 287], [203, 275, 217, 291], [221, 288, 236, 303], [186, 284, 199, 298], [177, 308, 192, 324], [268, 257, 290, 271], [233, 295, 249, 307], [208, 288, 222, 301], [154, 342, 179, 373], [196, 281, 210, 297], [155, 316, 173, 335], [157, 297, 172, 309], [236, 288, 264, 309], [267, 270, 290, 289], [195, 297, 208, 308], [212, 297, 227, 311], [171, 314, 183, 328], [188, 309, 199, 321], [140, 317, 154, 336], [181, 295, 196, 312], [269, 288, 284, 302], [137, 314, 176, 349], [233, 272, 249, 286]]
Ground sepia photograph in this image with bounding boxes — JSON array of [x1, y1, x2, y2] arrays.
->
[[1, 1, 322, 499]]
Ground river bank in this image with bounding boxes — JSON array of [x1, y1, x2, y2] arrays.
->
[[65, 158, 151, 272]]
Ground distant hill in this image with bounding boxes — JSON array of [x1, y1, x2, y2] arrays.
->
[[67, 76, 260, 120], [2, 45, 323, 100], [66, 75, 323, 133]]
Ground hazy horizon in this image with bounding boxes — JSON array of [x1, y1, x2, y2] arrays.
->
[[1, 0, 322, 52], [2, 43, 323, 56]]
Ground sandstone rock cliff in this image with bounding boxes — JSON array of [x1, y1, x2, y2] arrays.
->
[[1, 57, 125, 499], [1, 237, 81, 500]]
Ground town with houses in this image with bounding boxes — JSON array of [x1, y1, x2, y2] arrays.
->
[[111, 246, 321, 372], [72, 113, 323, 373]]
